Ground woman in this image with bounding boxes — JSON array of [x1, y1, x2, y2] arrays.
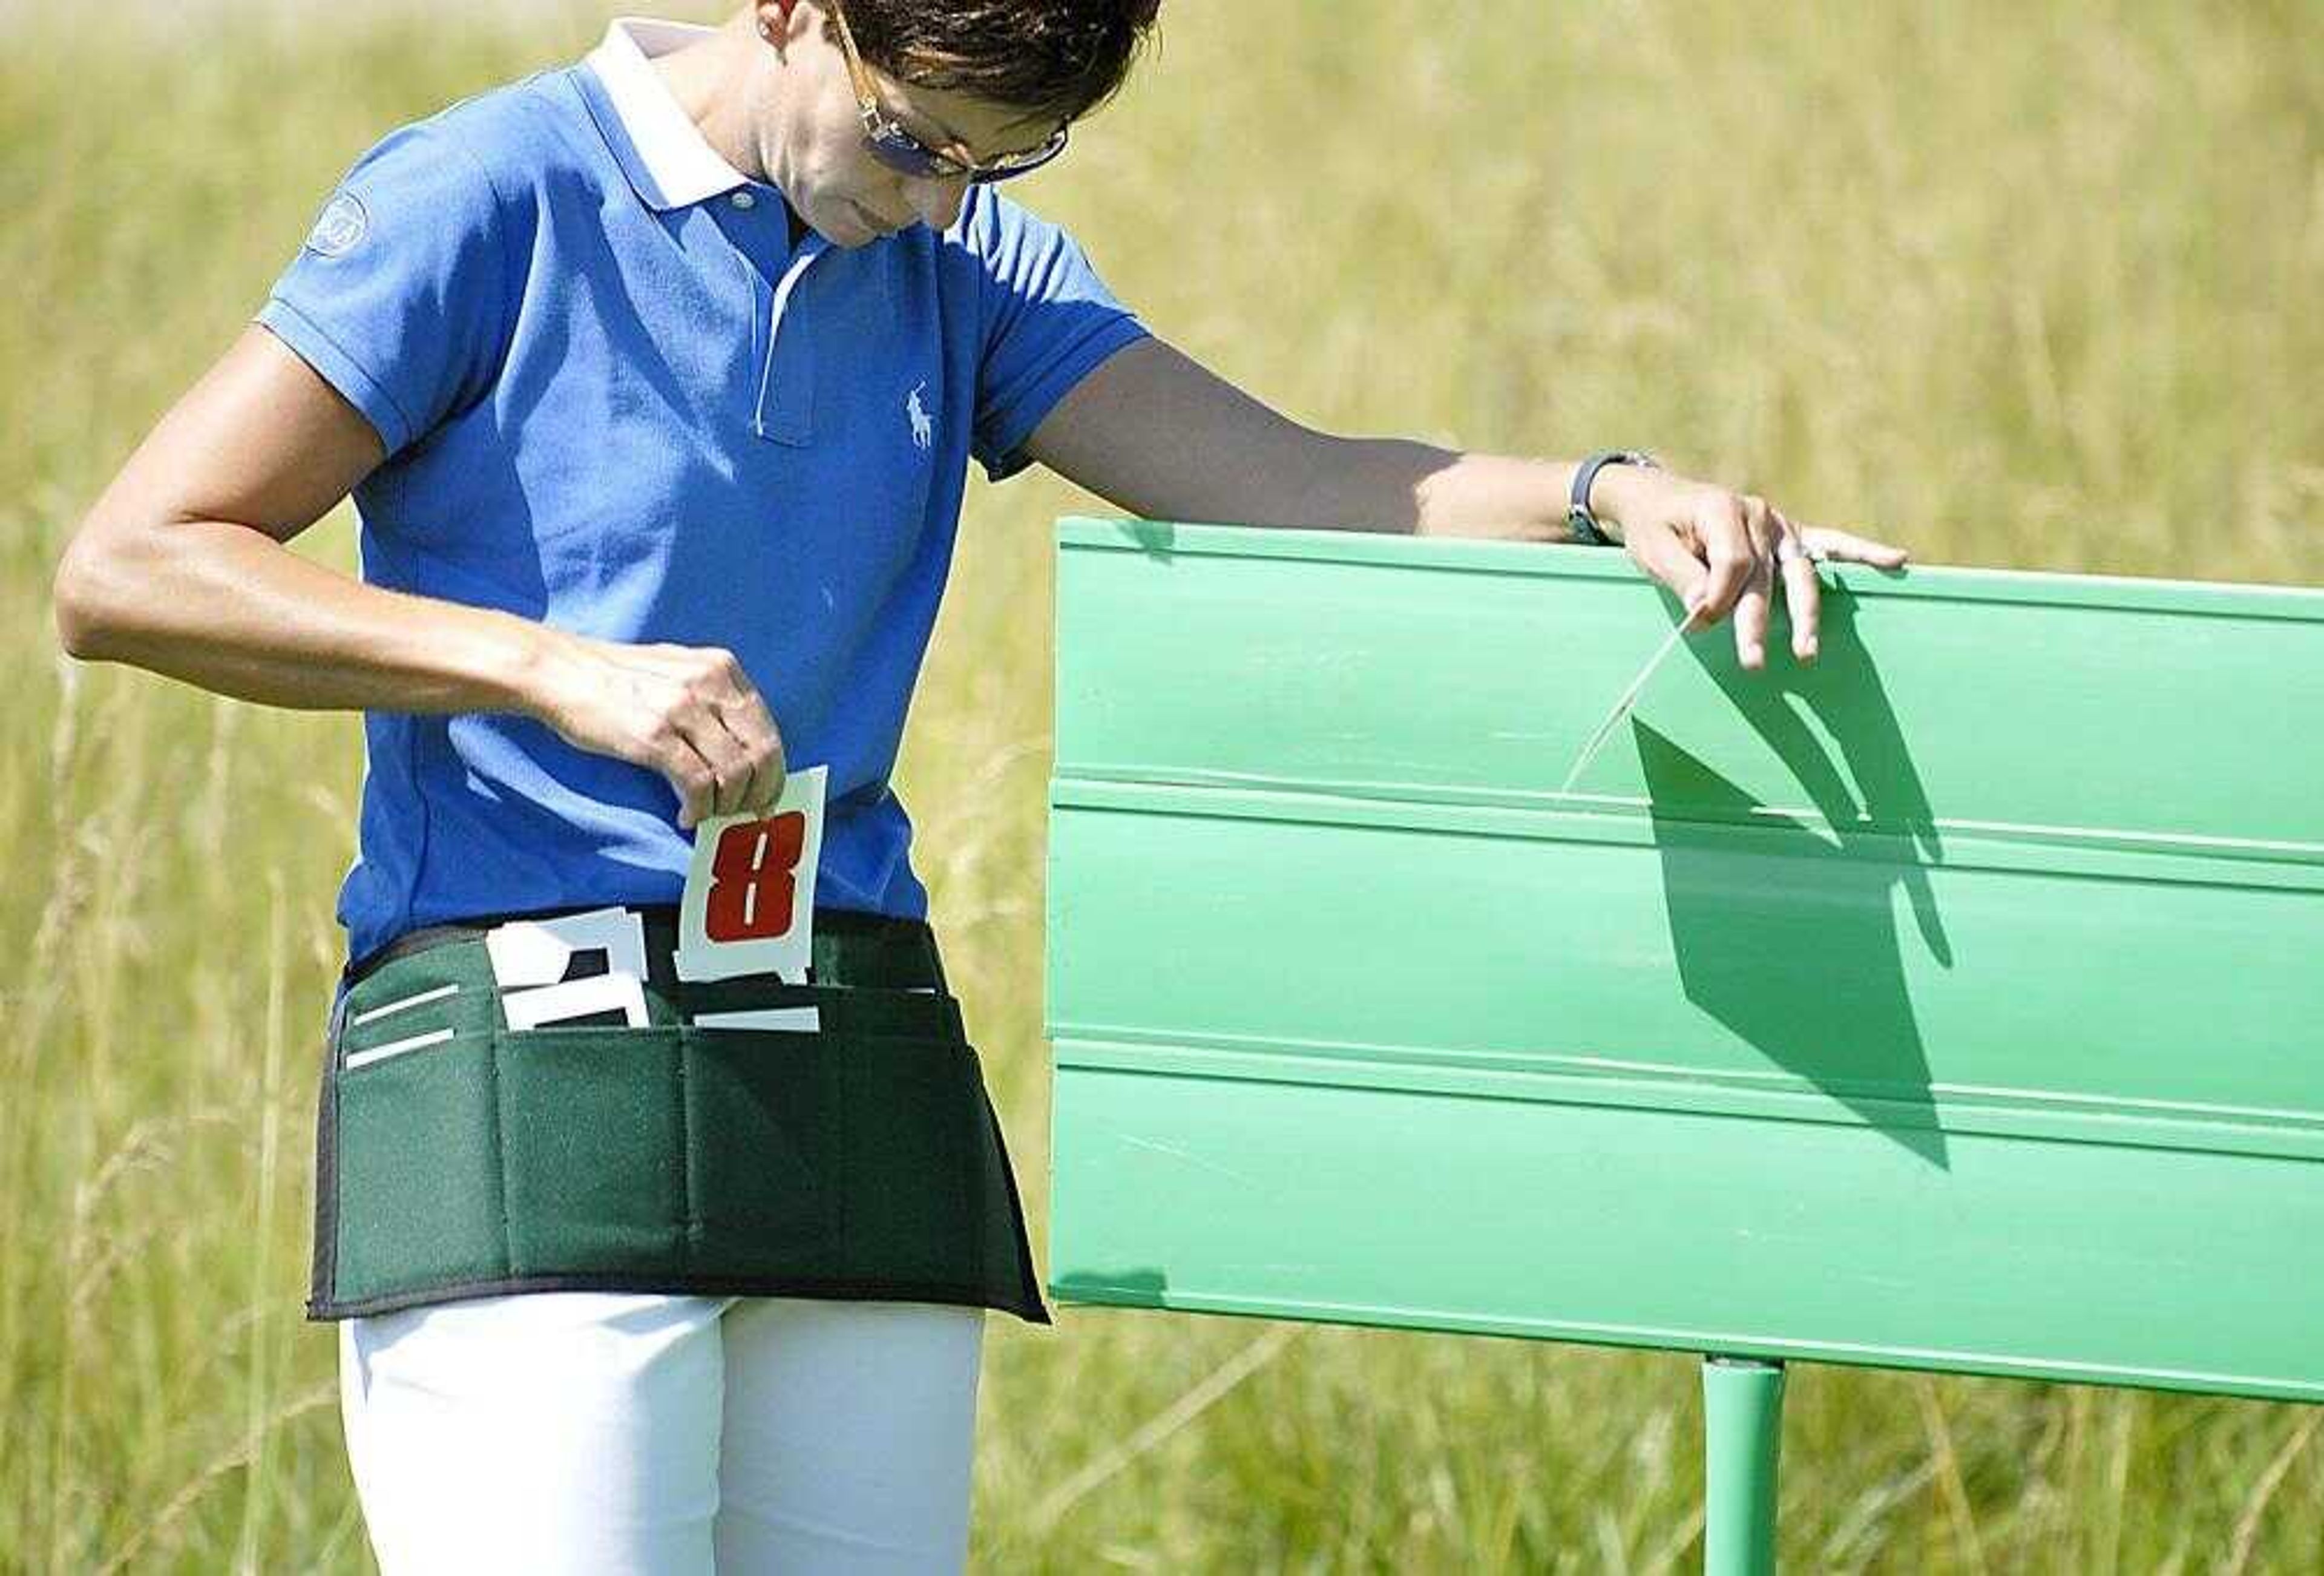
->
[[51, 2, 1908, 1570]]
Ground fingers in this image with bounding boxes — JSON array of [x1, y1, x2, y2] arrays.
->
[[688, 709, 761, 828], [1730, 496, 1777, 671], [1621, 518, 1712, 620], [1694, 493, 1759, 626], [1613, 469, 1908, 670], [580, 643, 789, 832], [1797, 525, 1911, 568], [1771, 510, 1820, 663], [1620, 490, 1768, 649], [1675, 492, 1902, 669], [665, 730, 722, 833], [720, 688, 789, 816], [677, 652, 787, 829], [1655, 492, 1817, 669]]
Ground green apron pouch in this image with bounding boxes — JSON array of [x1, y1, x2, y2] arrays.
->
[[309, 941, 1049, 1322]]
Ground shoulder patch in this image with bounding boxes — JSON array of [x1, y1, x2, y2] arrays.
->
[[305, 192, 369, 258]]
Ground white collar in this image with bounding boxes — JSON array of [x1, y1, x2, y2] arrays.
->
[[583, 17, 752, 210]]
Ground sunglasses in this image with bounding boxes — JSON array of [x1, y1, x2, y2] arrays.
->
[[825, 1, 1069, 185]]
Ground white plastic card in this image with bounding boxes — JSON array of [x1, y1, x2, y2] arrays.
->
[[501, 973, 651, 1031], [485, 906, 653, 1029], [485, 906, 651, 989], [692, 1006, 822, 1034], [674, 764, 827, 985]]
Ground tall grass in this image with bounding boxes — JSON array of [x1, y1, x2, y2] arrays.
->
[[4, 2, 2319, 1569]]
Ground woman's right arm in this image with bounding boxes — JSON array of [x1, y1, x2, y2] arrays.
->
[[52, 326, 786, 829]]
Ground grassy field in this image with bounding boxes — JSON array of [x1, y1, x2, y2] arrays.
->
[[4, 1, 2320, 1569]]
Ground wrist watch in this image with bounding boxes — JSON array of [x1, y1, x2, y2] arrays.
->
[[1567, 450, 1660, 546]]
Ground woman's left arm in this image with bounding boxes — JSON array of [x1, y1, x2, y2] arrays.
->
[[1022, 336, 1909, 671]]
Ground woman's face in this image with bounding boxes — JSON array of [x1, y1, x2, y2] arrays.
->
[[758, 7, 1063, 247]]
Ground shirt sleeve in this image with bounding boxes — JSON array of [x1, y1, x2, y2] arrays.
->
[[254, 119, 516, 461], [968, 190, 1151, 483]]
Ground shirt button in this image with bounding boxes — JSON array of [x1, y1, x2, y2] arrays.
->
[[730, 191, 757, 210]]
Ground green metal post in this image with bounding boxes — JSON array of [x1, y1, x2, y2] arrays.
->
[[1702, 1355, 1785, 1575]]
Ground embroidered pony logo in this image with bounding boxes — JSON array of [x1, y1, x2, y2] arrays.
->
[[905, 381, 933, 452]]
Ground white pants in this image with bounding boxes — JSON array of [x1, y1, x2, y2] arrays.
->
[[337, 1292, 986, 1574]]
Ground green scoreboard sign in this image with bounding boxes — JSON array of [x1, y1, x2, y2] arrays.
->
[[1043, 516, 2324, 1570]]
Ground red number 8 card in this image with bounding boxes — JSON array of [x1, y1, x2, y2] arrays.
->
[[673, 763, 827, 985]]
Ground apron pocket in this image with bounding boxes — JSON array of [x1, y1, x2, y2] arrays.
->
[[687, 1028, 1008, 1290], [496, 1025, 688, 1274], [681, 1026, 839, 1273], [838, 1036, 1014, 1289], [332, 1029, 506, 1302]]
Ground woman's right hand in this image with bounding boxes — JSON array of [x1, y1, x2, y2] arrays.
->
[[527, 631, 789, 831]]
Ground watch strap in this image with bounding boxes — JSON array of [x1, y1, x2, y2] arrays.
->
[[1567, 450, 1659, 545]]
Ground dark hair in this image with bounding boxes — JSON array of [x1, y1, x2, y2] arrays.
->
[[835, 0, 1161, 126]]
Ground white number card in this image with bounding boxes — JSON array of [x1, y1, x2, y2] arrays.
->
[[673, 764, 827, 986], [484, 906, 652, 1029]]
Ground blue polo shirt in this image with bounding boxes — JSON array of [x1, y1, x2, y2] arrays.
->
[[256, 20, 1149, 964]]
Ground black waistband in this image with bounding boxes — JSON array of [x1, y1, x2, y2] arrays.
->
[[346, 904, 944, 994]]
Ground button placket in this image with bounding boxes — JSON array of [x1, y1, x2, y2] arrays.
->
[[750, 237, 826, 445], [710, 189, 822, 447]]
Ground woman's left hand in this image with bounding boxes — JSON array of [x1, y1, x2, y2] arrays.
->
[[1591, 465, 1911, 669]]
